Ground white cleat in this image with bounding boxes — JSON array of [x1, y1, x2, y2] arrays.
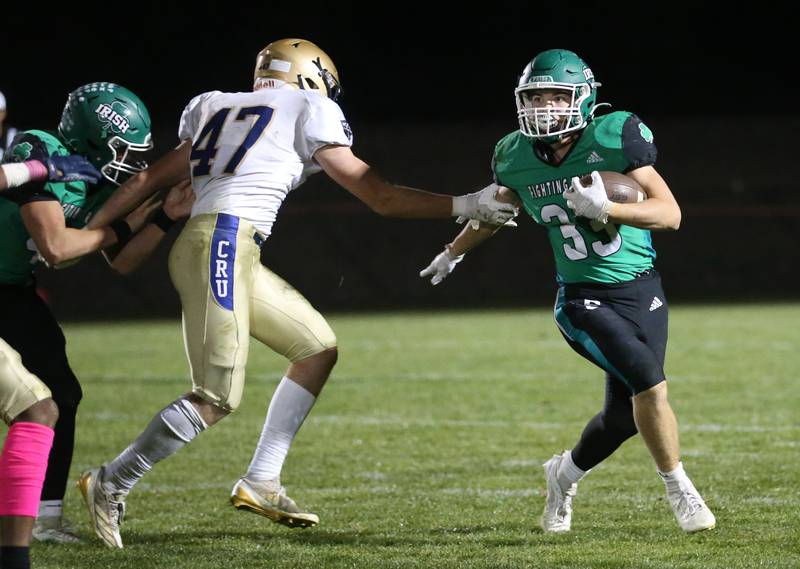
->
[[32, 516, 82, 544], [667, 483, 716, 533], [77, 466, 126, 548], [540, 451, 577, 533], [231, 477, 319, 528]]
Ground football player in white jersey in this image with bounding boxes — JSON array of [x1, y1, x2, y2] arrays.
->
[[77, 39, 517, 548]]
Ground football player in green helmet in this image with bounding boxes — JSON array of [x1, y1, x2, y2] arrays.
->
[[515, 49, 602, 144], [57, 82, 153, 186], [0, 82, 193, 550], [421, 48, 716, 535]]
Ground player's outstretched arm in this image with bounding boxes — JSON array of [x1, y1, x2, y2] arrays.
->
[[20, 180, 185, 268], [21, 201, 119, 266], [0, 156, 101, 189], [314, 145, 517, 224], [87, 140, 192, 230], [420, 187, 519, 285], [103, 181, 195, 274]]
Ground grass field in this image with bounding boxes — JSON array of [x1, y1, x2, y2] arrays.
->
[[13, 304, 800, 568]]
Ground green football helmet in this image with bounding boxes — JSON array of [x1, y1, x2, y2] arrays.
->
[[515, 49, 601, 142], [58, 82, 153, 185]]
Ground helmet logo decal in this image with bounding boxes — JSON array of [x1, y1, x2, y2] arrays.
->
[[268, 58, 291, 72], [583, 68, 595, 81], [94, 102, 131, 136], [530, 75, 554, 82]]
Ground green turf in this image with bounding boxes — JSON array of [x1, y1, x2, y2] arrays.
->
[[11, 304, 800, 568]]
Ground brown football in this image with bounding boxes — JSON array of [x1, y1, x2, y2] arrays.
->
[[580, 171, 646, 203]]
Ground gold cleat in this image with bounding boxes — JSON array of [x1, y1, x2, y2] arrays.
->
[[231, 477, 319, 528], [77, 467, 125, 548]]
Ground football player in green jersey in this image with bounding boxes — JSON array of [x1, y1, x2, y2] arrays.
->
[[0, 82, 193, 546], [421, 49, 715, 534], [0, 153, 99, 569]]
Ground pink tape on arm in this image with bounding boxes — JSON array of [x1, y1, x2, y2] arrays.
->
[[0, 422, 55, 517], [24, 160, 49, 182]]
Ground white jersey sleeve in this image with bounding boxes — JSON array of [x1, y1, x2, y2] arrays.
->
[[178, 91, 220, 141], [298, 93, 354, 160]]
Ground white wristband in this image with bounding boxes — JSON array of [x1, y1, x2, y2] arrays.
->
[[451, 195, 467, 217], [1, 162, 33, 188]]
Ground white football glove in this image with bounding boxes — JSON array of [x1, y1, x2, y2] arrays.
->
[[452, 183, 518, 225], [564, 171, 612, 223], [419, 246, 464, 286]]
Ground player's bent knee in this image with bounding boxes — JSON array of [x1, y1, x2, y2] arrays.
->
[[632, 379, 668, 402], [602, 409, 638, 438], [313, 346, 339, 370], [161, 397, 208, 439], [194, 359, 246, 412], [190, 387, 239, 412], [292, 346, 338, 375], [286, 334, 338, 362], [14, 398, 59, 428], [187, 392, 233, 425], [49, 378, 83, 408]]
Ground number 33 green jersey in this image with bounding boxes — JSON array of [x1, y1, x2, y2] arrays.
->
[[493, 111, 658, 285]]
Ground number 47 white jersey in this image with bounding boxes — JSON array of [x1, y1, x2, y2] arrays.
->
[[178, 87, 353, 237]]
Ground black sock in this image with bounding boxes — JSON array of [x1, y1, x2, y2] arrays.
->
[[0, 546, 30, 569], [41, 403, 78, 501]]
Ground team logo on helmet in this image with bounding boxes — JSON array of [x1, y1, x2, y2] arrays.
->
[[94, 102, 131, 137]]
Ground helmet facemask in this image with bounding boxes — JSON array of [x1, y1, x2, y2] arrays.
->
[[514, 49, 601, 143], [100, 134, 152, 185], [516, 83, 593, 140]]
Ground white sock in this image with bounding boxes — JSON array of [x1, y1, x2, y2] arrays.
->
[[658, 461, 691, 493], [37, 499, 63, 519], [245, 377, 316, 482], [104, 397, 207, 493], [557, 450, 588, 492]]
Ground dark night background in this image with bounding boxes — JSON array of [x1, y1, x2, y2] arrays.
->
[[2, 4, 798, 319]]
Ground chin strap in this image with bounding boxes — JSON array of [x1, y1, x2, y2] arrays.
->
[[588, 102, 612, 120]]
